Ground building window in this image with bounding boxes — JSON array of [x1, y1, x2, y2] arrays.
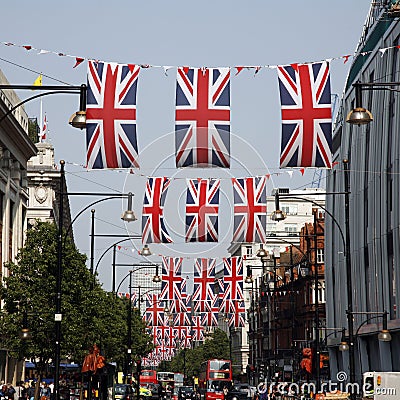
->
[[284, 223, 297, 236], [245, 246, 253, 256], [316, 248, 324, 264], [266, 223, 277, 236], [311, 281, 325, 304], [281, 203, 298, 215]]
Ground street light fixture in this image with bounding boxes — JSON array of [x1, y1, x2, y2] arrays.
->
[[121, 193, 137, 222], [0, 84, 87, 128], [256, 243, 269, 259], [19, 311, 32, 341], [270, 192, 286, 222], [339, 311, 392, 352], [320, 327, 348, 352], [338, 340, 349, 352], [345, 81, 400, 126], [245, 266, 254, 284], [163, 303, 171, 313], [140, 244, 152, 256]]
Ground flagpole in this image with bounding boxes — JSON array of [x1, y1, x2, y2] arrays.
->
[[39, 96, 43, 142]]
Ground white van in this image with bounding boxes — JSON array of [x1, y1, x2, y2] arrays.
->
[[363, 371, 400, 400]]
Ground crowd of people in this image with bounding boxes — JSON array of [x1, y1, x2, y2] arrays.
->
[[0, 381, 53, 400]]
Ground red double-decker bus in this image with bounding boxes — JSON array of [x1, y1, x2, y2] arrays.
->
[[140, 369, 158, 386], [198, 359, 232, 400]]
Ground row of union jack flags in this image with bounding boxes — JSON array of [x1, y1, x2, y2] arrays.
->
[[142, 176, 267, 243], [142, 256, 246, 364], [85, 60, 332, 170], [144, 256, 245, 323]]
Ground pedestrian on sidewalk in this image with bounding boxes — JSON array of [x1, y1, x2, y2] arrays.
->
[[27, 382, 35, 400], [14, 382, 24, 400]]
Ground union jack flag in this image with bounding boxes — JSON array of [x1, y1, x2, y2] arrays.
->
[[175, 67, 230, 168], [191, 316, 205, 342], [155, 345, 171, 361], [192, 258, 217, 312], [152, 328, 163, 347], [159, 257, 184, 312], [173, 325, 190, 342], [165, 346, 176, 360], [174, 311, 191, 327], [156, 325, 170, 347], [86, 61, 140, 169], [201, 297, 219, 327], [186, 179, 220, 242], [220, 257, 244, 311], [277, 62, 332, 168], [164, 326, 177, 348], [232, 176, 267, 243], [180, 327, 193, 348], [142, 177, 173, 244], [227, 300, 246, 328], [144, 293, 164, 326]]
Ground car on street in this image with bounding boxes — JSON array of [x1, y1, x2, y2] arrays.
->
[[225, 386, 248, 400], [114, 384, 152, 400], [178, 386, 194, 400], [114, 384, 135, 400], [139, 387, 153, 400], [232, 384, 253, 400]]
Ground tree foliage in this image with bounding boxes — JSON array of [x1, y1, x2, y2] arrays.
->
[[0, 221, 153, 373]]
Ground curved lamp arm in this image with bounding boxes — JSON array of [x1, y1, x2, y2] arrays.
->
[[0, 84, 85, 124], [115, 265, 161, 296], [94, 237, 140, 275], [64, 196, 128, 241], [276, 194, 346, 249]]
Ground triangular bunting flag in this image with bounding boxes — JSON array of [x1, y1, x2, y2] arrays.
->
[[73, 57, 84, 68]]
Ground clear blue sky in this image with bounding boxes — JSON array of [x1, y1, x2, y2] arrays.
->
[[1, 1, 371, 292]]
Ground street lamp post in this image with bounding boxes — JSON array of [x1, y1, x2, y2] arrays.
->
[[245, 247, 269, 381], [255, 245, 276, 381], [343, 160, 355, 387], [116, 265, 161, 296], [223, 313, 233, 362], [115, 265, 161, 390], [313, 209, 320, 393], [54, 161, 137, 400], [183, 346, 187, 383], [0, 83, 87, 400], [127, 271, 133, 384], [54, 161, 65, 400]]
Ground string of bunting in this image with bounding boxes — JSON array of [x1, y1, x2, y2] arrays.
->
[[3, 39, 400, 71], [64, 161, 311, 178]]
